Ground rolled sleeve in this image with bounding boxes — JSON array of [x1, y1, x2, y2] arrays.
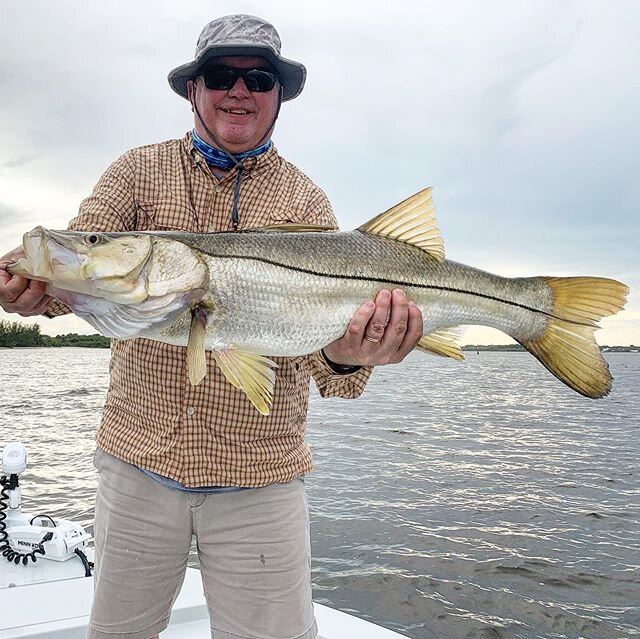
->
[[68, 152, 137, 233], [306, 350, 373, 399]]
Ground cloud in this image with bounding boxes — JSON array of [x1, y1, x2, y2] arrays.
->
[[0, 0, 637, 343], [1, 155, 37, 170]]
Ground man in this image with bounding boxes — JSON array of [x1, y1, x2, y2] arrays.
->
[[0, 15, 423, 639]]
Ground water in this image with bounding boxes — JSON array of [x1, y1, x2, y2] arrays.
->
[[1, 348, 638, 638]]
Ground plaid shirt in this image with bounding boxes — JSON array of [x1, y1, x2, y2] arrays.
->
[[47, 133, 371, 487]]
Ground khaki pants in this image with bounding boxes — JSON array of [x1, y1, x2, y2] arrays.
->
[[89, 448, 317, 639]]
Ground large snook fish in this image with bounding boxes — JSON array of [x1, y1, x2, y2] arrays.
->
[[8, 189, 629, 415]]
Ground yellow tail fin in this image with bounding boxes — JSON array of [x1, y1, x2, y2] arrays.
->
[[518, 277, 629, 398]]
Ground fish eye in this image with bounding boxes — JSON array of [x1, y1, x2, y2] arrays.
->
[[85, 234, 102, 246]]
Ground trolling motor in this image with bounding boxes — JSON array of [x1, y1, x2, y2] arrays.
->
[[0, 442, 92, 573]]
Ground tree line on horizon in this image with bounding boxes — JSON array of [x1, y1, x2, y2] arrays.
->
[[0, 320, 110, 348], [0, 319, 636, 351]]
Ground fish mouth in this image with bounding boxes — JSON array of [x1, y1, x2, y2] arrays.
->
[[6, 226, 55, 281]]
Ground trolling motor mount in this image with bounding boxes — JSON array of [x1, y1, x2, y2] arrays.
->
[[0, 442, 92, 567]]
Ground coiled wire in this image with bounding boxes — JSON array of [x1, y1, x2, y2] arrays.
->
[[0, 475, 46, 565]]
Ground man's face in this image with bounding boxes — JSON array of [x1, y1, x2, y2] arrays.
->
[[187, 55, 280, 154]]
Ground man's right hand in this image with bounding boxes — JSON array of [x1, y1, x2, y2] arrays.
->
[[0, 247, 52, 316]]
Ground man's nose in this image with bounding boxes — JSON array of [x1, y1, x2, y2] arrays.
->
[[228, 76, 251, 98]]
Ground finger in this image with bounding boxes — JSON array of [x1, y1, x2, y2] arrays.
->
[[379, 289, 409, 354], [343, 300, 376, 348], [363, 289, 391, 346], [0, 272, 31, 304], [0, 246, 26, 267], [18, 294, 53, 317], [389, 302, 423, 363], [5, 279, 48, 312]]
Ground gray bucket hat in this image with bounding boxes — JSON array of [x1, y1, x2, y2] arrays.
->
[[168, 14, 306, 102]]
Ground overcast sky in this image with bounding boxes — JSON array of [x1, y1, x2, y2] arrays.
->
[[1, 0, 638, 345]]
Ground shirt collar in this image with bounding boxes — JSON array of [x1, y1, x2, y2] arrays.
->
[[185, 131, 279, 176]]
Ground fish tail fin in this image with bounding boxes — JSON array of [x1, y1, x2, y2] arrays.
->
[[517, 277, 628, 398]]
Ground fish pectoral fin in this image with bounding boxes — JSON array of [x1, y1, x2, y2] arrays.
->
[[212, 349, 278, 416], [416, 327, 465, 361], [187, 307, 208, 385], [357, 188, 445, 262], [247, 223, 335, 232]]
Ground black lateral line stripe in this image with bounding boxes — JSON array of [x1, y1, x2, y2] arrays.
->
[[215, 253, 595, 327]]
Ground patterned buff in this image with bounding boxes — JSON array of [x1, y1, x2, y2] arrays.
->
[[192, 129, 273, 169]]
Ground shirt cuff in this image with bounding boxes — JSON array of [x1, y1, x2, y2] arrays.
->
[[43, 299, 71, 318], [319, 348, 363, 375]]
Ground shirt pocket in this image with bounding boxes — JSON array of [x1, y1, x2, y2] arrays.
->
[[135, 198, 198, 232]]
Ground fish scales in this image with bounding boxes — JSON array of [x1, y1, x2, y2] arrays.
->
[[8, 187, 628, 411], [169, 230, 553, 353]]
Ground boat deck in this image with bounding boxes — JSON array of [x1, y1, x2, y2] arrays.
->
[[0, 564, 405, 638]]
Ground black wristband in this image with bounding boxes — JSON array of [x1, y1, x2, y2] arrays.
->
[[320, 349, 362, 375]]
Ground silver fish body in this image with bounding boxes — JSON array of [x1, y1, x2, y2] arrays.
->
[[163, 230, 552, 355], [9, 188, 629, 413]]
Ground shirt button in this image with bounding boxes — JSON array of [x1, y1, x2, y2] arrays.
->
[[215, 185, 222, 193], [186, 407, 195, 416]]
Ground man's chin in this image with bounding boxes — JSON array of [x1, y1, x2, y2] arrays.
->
[[215, 124, 262, 153]]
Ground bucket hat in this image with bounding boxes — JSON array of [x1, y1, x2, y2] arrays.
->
[[168, 14, 306, 102]]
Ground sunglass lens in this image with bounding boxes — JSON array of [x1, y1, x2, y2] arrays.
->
[[202, 67, 237, 91], [243, 69, 277, 92], [201, 67, 277, 92]]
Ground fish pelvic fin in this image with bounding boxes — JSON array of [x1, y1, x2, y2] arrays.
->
[[416, 328, 465, 361], [357, 188, 445, 262], [212, 349, 278, 416], [187, 306, 208, 385], [518, 276, 629, 398]]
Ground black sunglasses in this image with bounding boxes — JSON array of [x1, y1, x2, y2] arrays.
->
[[200, 65, 278, 93]]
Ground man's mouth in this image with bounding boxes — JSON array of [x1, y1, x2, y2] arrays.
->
[[221, 108, 252, 115]]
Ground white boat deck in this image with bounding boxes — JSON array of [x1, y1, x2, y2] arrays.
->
[[0, 563, 405, 639]]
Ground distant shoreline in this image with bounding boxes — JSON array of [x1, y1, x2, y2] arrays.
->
[[1, 340, 638, 353], [461, 344, 639, 353], [1, 320, 637, 351]]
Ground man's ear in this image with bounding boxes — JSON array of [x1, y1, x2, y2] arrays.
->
[[187, 80, 196, 111]]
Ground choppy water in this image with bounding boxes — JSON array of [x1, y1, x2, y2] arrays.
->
[[0, 348, 638, 639]]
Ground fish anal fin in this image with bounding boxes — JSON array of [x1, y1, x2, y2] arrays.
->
[[519, 276, 629, 398], [186, 306, 208, 385], [357, 188, 445, 261], [212, 349, 278, 416], [416, 327, 464, 361]]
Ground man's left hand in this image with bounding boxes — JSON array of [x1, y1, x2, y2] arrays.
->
[[322, 289, 423, 367]]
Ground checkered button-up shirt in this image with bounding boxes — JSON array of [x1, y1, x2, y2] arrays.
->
[[47, 133, 372, 487]]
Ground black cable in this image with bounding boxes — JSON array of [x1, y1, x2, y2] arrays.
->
[[29, 514, 56, 527], [231, 164, 244, 230], [74, 548, 93, 577], [0, 475, 46, 565]]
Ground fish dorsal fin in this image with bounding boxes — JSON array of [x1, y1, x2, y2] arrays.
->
[[212, 348, 278, 416], [415, 327, 465, 361], [357, 188, 445, 261], [247, 223, 335, 233]]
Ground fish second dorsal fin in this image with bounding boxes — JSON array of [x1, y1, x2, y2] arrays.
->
[[357, 188, 445, 262], [247, 223, 335, 233]]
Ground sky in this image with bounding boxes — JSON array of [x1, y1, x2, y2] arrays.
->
[[0, 0, 638, 345]]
